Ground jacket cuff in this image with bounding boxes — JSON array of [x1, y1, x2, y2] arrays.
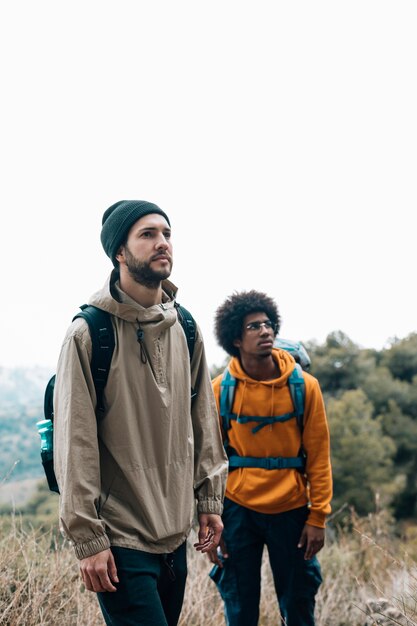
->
[[306, 510, 326, 528], [74, 533, 111, 560], [197, 496, 224, 515]]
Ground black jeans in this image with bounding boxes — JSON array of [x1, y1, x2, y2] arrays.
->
[[97, 542, 187, 626], [210, 499, 322, 626]]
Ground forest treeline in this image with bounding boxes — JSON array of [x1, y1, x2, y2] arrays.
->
[[212, 330, 417, 521]]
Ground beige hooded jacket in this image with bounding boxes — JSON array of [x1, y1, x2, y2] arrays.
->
[[54, 272, 228, 560]]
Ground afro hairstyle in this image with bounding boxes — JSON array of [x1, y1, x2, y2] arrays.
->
[[214, 290, 281, 357]]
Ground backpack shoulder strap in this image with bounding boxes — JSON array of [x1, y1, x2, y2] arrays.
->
[[219, 366, 237, 435], [175, 303, 196, 361], [73, 305, 115, 413], [220, 367, 236, 416], [44, 375, 56, 423], [288, 363, 305, 433]]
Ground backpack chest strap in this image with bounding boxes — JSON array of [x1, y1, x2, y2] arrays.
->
[[219, 364, 305, 436], [228, 454, 305, 470]]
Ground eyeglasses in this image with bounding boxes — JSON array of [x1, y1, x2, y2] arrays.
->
[[245, 320, 277, 332]]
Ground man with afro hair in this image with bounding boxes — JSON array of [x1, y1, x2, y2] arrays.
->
[[208, 290, 332, 626]]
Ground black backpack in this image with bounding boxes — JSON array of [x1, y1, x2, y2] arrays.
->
[[40, 303, 196, 494]]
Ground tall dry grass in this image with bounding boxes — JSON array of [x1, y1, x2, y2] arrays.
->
[[2, 509, 417, 625]]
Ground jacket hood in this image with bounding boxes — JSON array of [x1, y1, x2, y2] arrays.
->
[[88, 270, 179, 326], [228, 348, 297, 388]]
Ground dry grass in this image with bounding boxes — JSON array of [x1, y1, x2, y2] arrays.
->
[[0, 517, 101, 626], [2, 510, 417, 625]]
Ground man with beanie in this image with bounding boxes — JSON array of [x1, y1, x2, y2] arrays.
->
[[53, 200, 228, 626], [207, 291, 332, 626]]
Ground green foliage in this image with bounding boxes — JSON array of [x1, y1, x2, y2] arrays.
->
[[308, 331, 417, 519], [307, 331, 366, 393], [327, 389, 397, 515], [362, 365, 413, 417], [0, 480, 60, 533], [382, 333, 417, 383], [379, 400, 417, 461]]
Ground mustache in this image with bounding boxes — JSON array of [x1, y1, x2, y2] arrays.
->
[[151, 252, 172, 262]]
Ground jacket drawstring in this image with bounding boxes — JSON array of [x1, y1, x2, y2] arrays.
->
[[236, 379, 247, 419], [136, 321, 148, 364]]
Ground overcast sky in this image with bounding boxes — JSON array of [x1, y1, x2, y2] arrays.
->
[[1, 1, 416, 371]]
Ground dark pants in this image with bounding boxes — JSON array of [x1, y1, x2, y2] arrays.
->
[[97, 542, 187, 626], [210, 499, 322, 626]]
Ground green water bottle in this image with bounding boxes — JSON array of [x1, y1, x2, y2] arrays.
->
[[36, 419, 53, 453]]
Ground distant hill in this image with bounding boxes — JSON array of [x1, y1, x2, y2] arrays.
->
[[0, 366, 53, 486]]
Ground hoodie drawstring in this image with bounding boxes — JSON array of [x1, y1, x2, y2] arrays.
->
[[236, 379, 247, 420]]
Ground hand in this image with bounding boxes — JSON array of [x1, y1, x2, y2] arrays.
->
[[194, 513, 224, 554], [297, 524, 325, 560], [207, 537, 229, 567], [80, 548, 119, 592]]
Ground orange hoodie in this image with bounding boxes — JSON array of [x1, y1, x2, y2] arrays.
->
[[212, 348, 332, 527]]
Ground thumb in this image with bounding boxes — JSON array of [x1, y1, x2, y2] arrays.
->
[[198, 520, 208, 544], [297, 527, 307, 549], [220, 537, 229, 558]]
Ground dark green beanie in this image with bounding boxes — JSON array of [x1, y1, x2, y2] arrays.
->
[[101, 200, 171, 264]]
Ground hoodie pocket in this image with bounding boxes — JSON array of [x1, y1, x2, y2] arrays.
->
[[97, 471, 121, 516]]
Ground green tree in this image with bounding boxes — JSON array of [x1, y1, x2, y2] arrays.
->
[[379, 398, 417, 518], [362, 365, 411, 416], [382, 333, 417, 383], [327, 389, 397, 515], [307, 331, 375, 394]]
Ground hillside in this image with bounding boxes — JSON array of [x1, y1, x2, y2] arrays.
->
[[0, 366, 53, 490]]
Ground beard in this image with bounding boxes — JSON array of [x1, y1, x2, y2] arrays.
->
[[124, 246, 173, 289]]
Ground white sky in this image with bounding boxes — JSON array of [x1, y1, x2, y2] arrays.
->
[[1, 1, 416, 371]]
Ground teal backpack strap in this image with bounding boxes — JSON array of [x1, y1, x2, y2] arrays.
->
[[219, 366, 303, 434], [288, 363, 306, 470], [217, 364, 307, 474], [220, 367, 236, 436], [228, 455, 305, 470], [288, 363, 305, 432]]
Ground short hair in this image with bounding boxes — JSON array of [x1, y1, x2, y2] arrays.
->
[[214, 290, 281, 357]]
